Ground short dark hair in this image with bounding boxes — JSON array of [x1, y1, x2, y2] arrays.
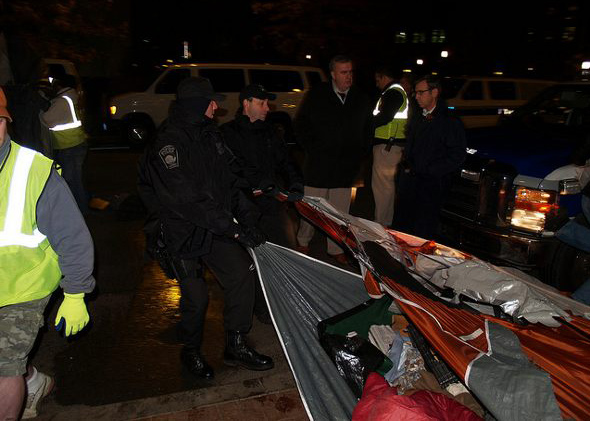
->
[[329, 55, 353, 71], [415, 75, 441, 93], [375, 66, 395, 79]]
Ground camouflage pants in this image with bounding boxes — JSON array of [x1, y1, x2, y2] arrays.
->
[[0, 296, 50, 376]]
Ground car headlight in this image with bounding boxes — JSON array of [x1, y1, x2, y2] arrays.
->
[[510, 187, 558, 232], [110, 105, 117, 116], [559, 178, 581, 195]]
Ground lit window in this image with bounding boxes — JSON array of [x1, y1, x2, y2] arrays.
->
[[431, 29, 446, 43], [413, 32, 426, 43], [562, 27, 576, 42]]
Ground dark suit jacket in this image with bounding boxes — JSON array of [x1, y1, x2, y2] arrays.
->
[[294, 82, 371, 188]]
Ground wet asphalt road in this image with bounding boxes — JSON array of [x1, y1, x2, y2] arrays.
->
[[30, 138, 374, 417]]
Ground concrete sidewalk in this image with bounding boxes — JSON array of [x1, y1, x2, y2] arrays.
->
[[37, 371, 307, 420], [27, 147, 373, 420]]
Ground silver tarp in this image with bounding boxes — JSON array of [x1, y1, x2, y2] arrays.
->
[[251, 243, 367, 421]]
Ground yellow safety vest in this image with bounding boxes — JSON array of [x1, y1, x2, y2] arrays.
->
[[0, 141, 62, 306], [373, 84, 408, 140], [50, 93, 87, 150]]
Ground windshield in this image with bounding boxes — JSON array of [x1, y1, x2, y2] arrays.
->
[[512, 84, 590, 134]]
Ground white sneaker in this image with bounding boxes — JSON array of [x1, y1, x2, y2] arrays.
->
[[22, 371, 54, 419]]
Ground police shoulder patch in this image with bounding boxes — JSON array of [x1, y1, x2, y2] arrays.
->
[[159, 145, 179, 169]]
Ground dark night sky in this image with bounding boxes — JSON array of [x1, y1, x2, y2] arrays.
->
[[124, 0, 589, 81]]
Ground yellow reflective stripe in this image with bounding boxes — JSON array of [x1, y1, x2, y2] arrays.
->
[[0, 228, 46, 248], [373, 84, 408, 120], [392, 84, 408, 120], [0, 147, 47, 247], [3, 147, 34, 232], [49, 95, 82, 131]]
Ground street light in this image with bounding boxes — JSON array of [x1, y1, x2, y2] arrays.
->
[[441, 50, 449, 58], [416, 59, 424, 65], [306, 54, 312, 60]]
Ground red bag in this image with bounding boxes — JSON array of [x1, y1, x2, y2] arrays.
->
[[352, 373, 482, 421]]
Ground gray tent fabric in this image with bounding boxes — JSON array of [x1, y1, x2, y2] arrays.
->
[[251, 242, 368, 421], [251, 198, 568, 420], [466, 321, 562, 421]]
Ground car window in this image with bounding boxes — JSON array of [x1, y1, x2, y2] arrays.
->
[[198, 68, 245, 92], [440, 78, 466, 100], [462, 81, 483, 100], [515, 86, 590, 132], [519, 82, 551, 100], [305, 71, 323, 88], [489, 81, 516, 100], [249, 70, 304, 92], [155, 69, 191, 94]]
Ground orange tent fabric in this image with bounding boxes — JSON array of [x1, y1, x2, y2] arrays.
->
[[296, 200, 590, 419]]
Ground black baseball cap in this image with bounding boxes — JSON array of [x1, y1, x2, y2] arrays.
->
[[239, 84, 277, 102], [177, 77, 226, 102]]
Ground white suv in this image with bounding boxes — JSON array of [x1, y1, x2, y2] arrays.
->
[[441, 76, 555, 128], [108, 63, 327, 146]]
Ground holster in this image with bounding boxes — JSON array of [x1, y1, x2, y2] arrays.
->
[[384, 137, 395, 152], [154, 234, 177, 279]]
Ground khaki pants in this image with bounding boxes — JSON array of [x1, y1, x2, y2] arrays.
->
[[297, 186, 352, 255], [371, 144, 403, 226]]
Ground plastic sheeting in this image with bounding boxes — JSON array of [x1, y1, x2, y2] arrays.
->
[[251, 197, 590, 419], [251, 243, 369, 421], [466, 320, 562, 421], [428, 260, 571, 327]]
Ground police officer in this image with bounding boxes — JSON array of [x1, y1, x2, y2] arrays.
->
[[221, 84, 304, 324], [371, 67, 411, 227], [138, 77, 273, 379], [221, 84, 304, 248]]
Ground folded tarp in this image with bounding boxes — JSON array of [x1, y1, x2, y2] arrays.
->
[[251, 243, 368, 420]]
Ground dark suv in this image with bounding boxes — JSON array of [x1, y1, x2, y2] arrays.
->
[[440, 83, 590, 290]]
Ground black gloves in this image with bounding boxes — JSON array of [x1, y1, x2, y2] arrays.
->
[[287, 183, 304, 202], [258, 179, 279, 196], [226, 223, 266, 248], [256, 180, 304, 202], [239, 225, 266, 248]]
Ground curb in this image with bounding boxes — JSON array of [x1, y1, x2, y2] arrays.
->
[[38, 371, 297, 420]]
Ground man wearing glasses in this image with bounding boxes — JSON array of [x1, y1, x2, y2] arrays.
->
[[392, 76, 466, 240]]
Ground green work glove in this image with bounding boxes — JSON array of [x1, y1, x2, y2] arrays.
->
[[54, 293, 90, 337]]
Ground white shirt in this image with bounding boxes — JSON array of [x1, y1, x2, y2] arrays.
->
[[332, 81, 350, 104]]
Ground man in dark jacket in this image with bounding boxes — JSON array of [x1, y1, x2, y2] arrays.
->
[[221, 83, 304, 324], [393, 76, 466, 240], [294, 55, 371, 263], [221, 84, 304, 248], [137, 77, 273, 380]]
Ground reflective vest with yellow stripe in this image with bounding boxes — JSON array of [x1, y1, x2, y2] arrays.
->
[[49, 90, 87, 150], [373, 84, 408, 140], [0, 141, 62, 306]]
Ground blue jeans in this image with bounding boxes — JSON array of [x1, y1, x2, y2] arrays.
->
[[572, 278, 590, 305], [54, 143, 88, 214], [555, 196, 590, 253]]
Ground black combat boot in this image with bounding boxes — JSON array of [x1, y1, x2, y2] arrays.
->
[[223, 331, 274, 371], [181, 347, 214, 379]]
